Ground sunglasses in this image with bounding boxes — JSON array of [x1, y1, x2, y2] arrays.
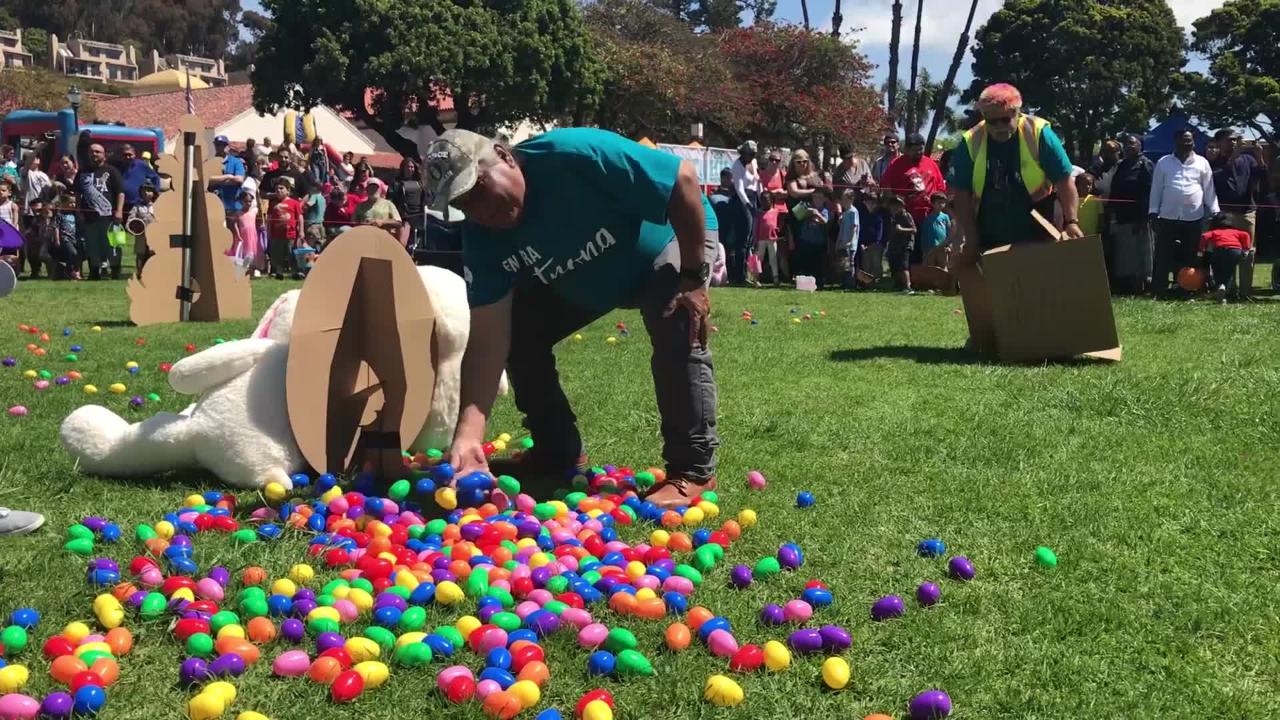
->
[[985, 115, 1016, 127], [796, 159, 811, 164], [769, 158, 781, 163]]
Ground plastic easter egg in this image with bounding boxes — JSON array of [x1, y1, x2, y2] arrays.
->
[[763, 640, 791, 671], [948, 556, 975, 581], [909, 689, 952, 719], [821, 656, 850, 690], [107, 383, 126, 394], [703, 674, 744, 706], [444, 675, 476, 704], [784, 599, 813, 623], [0, 665, 29, 693], [186, 692, 224, 720], [204, 681, 236, 704], [759, 603, 785, 626], [728, 644, 764, 672], [8, 609, 38, 629], [71, 685, 105, 715], [706, 629, 738, 658], [353, 661, 388, 689], [482, 690, 522, 719], [917, 538, 946, 557], [746, 470, 767, 489], [272, 650, 310, 677], [737, 509, 757, 528], [614, 649, 654, 677], [1035, 546, 1058, 568], [40, 692, 73, 719], [871, 595, 906, 621], [508, 679, 540, 710], [796, 491, 815, 507], [50, 656, 88, 685], [330, 669, 364, 703], [576, 623, 607, 650], [729, 565, 752, 588], [586, 651, 615, 677], [88, 657, 119, 687], [236, 713, 269, 720], [0, 692, 40, 719], [917, 582, 941, 607], [579, 699, 613, 720], [818, 625, 852, 652], [6, 405, 27, 416], [788, 628, 823, 654], [663, 623, 691, 651]]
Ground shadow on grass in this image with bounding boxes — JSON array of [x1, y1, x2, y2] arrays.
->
[[87, 320, 136, 328], [829, 345, 981, 365]]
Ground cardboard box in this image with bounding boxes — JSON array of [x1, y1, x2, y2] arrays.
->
[[957, 230, 1121, 363], [286, 227, 437, 478]]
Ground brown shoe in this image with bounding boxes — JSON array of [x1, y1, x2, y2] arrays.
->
[[644, 475, 717, 509]]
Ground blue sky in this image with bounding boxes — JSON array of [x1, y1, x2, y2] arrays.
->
[[244, 0, 1224, 91]]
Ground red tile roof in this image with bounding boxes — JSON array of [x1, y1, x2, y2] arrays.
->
[[94, 85, 254, 141]]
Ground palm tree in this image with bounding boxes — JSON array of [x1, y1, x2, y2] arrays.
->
[[887, 0, 903, 118], [906, 0, 924, 133], [926, 0, 980, 153], [831, 0, 843, 37], [800, 0, 810, 30]]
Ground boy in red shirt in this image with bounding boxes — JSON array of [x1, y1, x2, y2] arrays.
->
[[266, 185, 303, 279], [1198, 213, 1253, 303]]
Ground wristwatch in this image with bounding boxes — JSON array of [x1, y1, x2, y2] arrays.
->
[[679, 263, 710, 284]]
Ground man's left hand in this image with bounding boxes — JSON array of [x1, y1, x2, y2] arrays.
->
[[112, 212, 123, 225], [664, 283, 711, 349], [1062, 221, 1085, 240]]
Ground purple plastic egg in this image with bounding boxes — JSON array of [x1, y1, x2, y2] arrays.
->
[[818, 624, 852, 651], [208, 566, 231, 587], [293, 589, 315, 604], [948, 556, 975, 581], [729, 565, 753, 588], [916, 582, 941, 607], [909, 689, 952, 719], [316, 632, 346, 653], [293, 599, 317, 617], [209, 653, 246, 677], [40, 691, 74, 718], [477, 605, 500, 623], [129, 396, 145, 407], [82, 517, 107, 532], [787, 628, 824, 654], [777, 545, 801, 570], [1, 357, 15, 367], [759, 603, 786, 626], [281, 618, 305, 643], [179, 657, 212, 686], [55, 376, 71, 386], [871, 595, 906, 621], [89, 557, 119, 572], [374, 592, 407, 612]]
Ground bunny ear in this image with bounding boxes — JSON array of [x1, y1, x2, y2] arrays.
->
[[252, 292, 291, 339]]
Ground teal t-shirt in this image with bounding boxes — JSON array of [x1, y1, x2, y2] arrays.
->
[[462, 128, 718, 311], [921, 210, 950, 251], [949, 123, 1072, 249], [305, 193, 326, 226]]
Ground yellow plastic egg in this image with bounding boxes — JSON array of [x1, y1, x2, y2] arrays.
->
[[154, 520, 175, 538], [184, 494, 205, 508], [434, 486, 457, 510], [455, 615, 481, 640], [345, 637, 380, 663], [21, 370, 36, 379], [395, 572, 420, 590], [682, 506, 704, 526], [288, 564, 314, 584], [821, 656, 850, 690], [307, 606, 340, 624], [581, 699, 613, 720], [91, 326, 102, 332], [634, 587, 657, 602], [187, 691, 225, 720], [83, 384, 98, 394], [63, 622, 92, 643], [170, 587, 195, 603], [271, 578, 297, 597], [498, 432, 512, 443], [605, 336, 618, 344], [0, 664, 30, 693], [696, 500, 719, 518], [573, 334, 584, 341], [763, 640, 791, 671], [704, 674, 744, 706], [263, 482, 287, 503], [394, 632, 426, 648], [353, 660, 389, 688], [74, 642, 111, 657], [319, 487, 342, 503], [108, 383, 126, 394], [347, 588, 373, 612], [204, 681, 237, 704], [124, 361, 139, 370], [508, 679, 540, 709], [435, 581, 465, 605], [625, 561, 647, 580], [737, 508, 757, 529], [236, 713, 269, 720], [492, 440, 507, 452]]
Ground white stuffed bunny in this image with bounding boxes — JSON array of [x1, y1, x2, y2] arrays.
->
[[60, 266, 478, 489]]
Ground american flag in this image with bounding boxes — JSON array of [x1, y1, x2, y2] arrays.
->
[[184, 67, 195, 114]]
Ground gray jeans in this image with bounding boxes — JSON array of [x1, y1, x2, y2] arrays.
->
[[506, 232, 719, 480]]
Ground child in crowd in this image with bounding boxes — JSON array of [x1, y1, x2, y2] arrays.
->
[[1198, 213, 1252, 303], [794, 186, 830, 289], [49, 192, 80, 280], [920, 191, 952, 267], [886, 195, 916, 293], [837, 189, 861, 290], [753, 189, 784, 286], [857, 190, 885, 280], [0, 178, 19, 273], [128, 183, 158, 272], [324, 185, 353, 241], [266, 185, 303, 280], [303, 179, 327, 249], [1075, 172, 1103, 237]]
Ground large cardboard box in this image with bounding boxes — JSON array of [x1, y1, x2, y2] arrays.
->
[[957, 231, 1121, 363]]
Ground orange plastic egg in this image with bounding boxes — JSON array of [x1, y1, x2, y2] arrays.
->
[[686, 607, 713, 631], [720, 520, 742, 540], [308, 656, 343, 684], [246, 617, 277, 644], [483, 690, 523, 720], [636, 598, 666, 620], [215, 638, 261, 665], [89, 657, 120, 686], [664, 622, 692, 651], [105, 628, 133, 656], [667, 533, 693, 552], [242, 567, 268, 586], [111, 583, 137, 603], [516, 661, 549, 686], [50, 655, 88, 684], [608, 592, 638, 616]]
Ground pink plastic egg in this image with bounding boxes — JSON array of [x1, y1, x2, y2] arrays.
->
[[436, 665, 473, 692], [7, 406, 27, 417], [514, 601, 540, 620], [138, 568, 164, 587], [527, 590, 553, 606], [272, 650, 311, 677], [196, 578, 224, 601], [0, 693, 40, 719], [474, 627, 507, 655], [633, 575, 660, 590], [747, 470, 767, 489], [784, 600, 814, 623], [663, 577, 694, 595], [707, 629, 740, 658], [333, 599, 359, 622], [560, 608, 592, 629], [474, 679, 501, 701], [577, 623, 608, 649], [33, 380, 49, 390]]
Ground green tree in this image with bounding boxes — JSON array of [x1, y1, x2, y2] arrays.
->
[[21, 27, 48, 64], [1179, 0, 1279, 142], [885, 69, 959, 136], [250, 0, 604, 157], [964, 0, 1185, 161], [0, 66, 97, 116]]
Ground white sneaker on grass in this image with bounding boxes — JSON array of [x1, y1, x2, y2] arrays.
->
[[0, 507, 45, 536]]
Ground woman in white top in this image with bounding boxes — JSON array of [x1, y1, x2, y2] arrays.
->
[[728, 140, 762, 284]]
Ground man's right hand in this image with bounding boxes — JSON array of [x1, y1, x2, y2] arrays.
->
[[449, 437, 490, 477]]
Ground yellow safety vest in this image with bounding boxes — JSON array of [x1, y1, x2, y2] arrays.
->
[[964, 114, 1053, 206]]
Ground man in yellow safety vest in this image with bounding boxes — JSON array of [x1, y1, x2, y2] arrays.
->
[[951, 83, 1082, 266]]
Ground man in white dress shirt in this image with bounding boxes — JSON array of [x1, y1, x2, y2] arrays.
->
[[1149, 129, 1218, 298], [728, 140, 761, 284]]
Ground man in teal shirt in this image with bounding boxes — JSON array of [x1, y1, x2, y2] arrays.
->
[[424, 128, 720, 508], [950, 83, 1082, 263]]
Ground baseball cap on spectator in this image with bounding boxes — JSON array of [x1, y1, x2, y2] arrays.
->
[[422, 129, 494, 213], [214, 135, 230, 145]]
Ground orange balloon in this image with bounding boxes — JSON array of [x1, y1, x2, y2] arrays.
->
[[686, 607, 713, 631], [246, 617, 277, 644], [516, 661, 549, 686], [50, 655, 88, 684], [105, 627, 134, 656], [664, 622, 691, 651], [89, 657, 120, 686], [1177, 266, 1205, 292], [242, 567, 268, 586], [308, 656, 343, 684]]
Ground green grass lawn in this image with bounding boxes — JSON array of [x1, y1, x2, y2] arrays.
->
[[1, 269, 1279, 719]]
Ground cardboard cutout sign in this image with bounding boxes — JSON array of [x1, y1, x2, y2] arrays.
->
[[286, 227, 437, 478], [128, 115, 252, 326], [958, 211, 1121, 363]]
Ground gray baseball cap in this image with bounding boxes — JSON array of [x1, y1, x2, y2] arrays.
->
[[423, 129, 494, 213]]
